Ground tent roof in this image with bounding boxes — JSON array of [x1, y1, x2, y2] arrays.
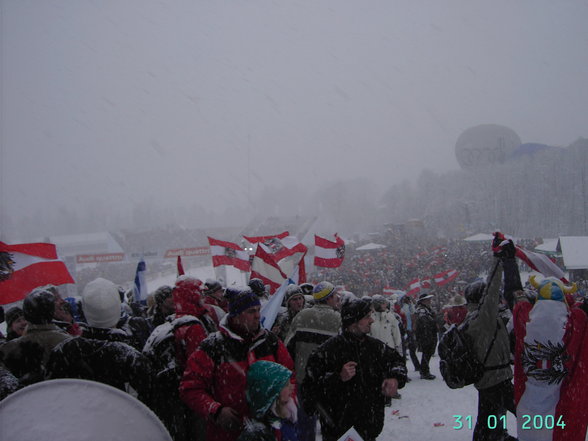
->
[[46, 232, 124, 256], [534, 238, 559, 254], [355, 242, 386, 251], [463, 233, 494, 242], [558, 236, 588, 269]]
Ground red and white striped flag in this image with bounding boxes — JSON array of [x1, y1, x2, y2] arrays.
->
[[515, 247, 568, 283], [208, 237, 251, 272], [433, 269, 459, 286], [383, 286, 396, 296], [314, 234, 345, 268], [245, 232, 307, 263], [243, 231, 289, 244], [492, 232, 568, 283], [0, 241, 75, 305], [250, 245, 288, 294], [406, 279, 422, 298], [383, 286, 404, 297], [421, 278, 433, 290]]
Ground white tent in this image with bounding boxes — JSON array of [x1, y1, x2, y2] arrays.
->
[[558, 236, 588, 270], [46, 232, 124, 257], [534, 238, 559, 254], [463, 233, 494, 242], [355, 242, 387, 251]]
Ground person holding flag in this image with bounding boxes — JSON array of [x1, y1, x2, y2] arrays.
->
[[496, 233, 588, 441]]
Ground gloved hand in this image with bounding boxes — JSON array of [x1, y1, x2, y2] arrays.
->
[[492, 232, 516, 259], [492, 232, 506, 256]]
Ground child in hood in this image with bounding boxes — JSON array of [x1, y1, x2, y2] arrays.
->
[[237, 360, 296, 441]]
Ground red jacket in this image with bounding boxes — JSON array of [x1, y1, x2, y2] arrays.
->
[[393, 303, 407, 328], [173, 277, 218, 368], [180, 317, 295, 441], [444, 305, 467, 326]]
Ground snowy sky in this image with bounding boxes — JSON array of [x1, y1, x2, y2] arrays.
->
[[1, 0, 587, 226]]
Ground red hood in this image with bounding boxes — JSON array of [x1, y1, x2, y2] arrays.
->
[[173, 277, 206, 317]]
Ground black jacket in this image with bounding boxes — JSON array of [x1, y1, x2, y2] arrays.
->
[[46, 337, 154, 407], [414, 303, 438, 351], [302, 331, 407, 441], [116, 314, 153, 350], [82, 325, 132, 344]]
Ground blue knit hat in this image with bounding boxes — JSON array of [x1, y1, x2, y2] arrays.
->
[[225, 287, 261, 317]]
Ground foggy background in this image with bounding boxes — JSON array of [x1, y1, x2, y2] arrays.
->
[[1, 0, 587, 241]]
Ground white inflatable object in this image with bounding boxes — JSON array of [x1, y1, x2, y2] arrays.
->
[[0, 379, 172, 441]]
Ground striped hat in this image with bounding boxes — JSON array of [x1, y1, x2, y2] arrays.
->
[[312, 281, 336, 301]]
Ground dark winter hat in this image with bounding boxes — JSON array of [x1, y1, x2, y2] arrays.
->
[[248, 278, 268, 298], [299, 283, 314, 295], [283, 284, 305, 307], [153, 285, 173, 305], [312, 281, 336, 302], [371, 294, 387, 305], [23, 288, 56, 324], [246, 360, 292, 419], [226, 287, 261, 317], [5, 306, 24, 329], [341, 297, 373, 329], [204, 279, 223, 295], [464, 280, 486, 304], [417, 291, 434, 303]]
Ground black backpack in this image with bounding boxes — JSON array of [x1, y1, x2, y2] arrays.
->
[[142, 315, 201, 385], [438, 320, 498, 389]]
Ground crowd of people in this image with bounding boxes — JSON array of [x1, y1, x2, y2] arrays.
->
[[1, 233, 587, 441]]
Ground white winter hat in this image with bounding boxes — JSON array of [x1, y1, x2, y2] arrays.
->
[[82, 278, 121, 328]]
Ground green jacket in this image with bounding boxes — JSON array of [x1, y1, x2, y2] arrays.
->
[[284, 304, 341, 383], [465, 260, 513, 390], [0, 323, 72, 383]]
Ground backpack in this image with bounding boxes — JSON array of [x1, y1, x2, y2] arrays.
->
[[438, 320, 498, 389], [142, 315, 201, 385]]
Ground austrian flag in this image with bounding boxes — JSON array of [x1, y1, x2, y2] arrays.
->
[[433, 269, 459, 286], [406, 279, 422, 298], [207, 237, 251, 272], [250, 245, 288, 294], [0, 241, 75, 305], [314, 234, 345, 268]]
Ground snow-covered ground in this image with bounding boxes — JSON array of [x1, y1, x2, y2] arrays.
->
[[378, 359, 515, 441]]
